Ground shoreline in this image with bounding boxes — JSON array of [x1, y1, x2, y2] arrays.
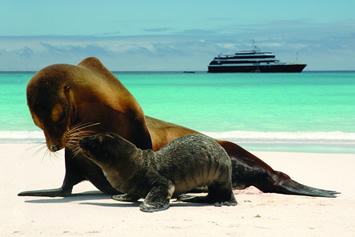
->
[[2, 130, 355, 154], [1, 144, 354, 236]]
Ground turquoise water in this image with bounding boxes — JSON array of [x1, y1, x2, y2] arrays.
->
[[1, 71, 355, 153]]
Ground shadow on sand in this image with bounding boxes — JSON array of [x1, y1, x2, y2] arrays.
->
[[24, 191, 213, 209], [24, 191, 111, 204]]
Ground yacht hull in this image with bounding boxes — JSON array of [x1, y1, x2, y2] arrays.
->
[[208, 64, 307, 73]]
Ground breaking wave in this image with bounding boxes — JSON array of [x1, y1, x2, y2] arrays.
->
[[203, 131, 355, 145], [0, 131, 45, 143]]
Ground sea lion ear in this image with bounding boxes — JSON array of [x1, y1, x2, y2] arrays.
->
[[64, 85, 71, 94]]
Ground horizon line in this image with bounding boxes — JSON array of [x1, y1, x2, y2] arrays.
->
[[1, 70, 355, 74]]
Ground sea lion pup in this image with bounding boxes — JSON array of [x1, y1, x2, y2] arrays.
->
[[19, 57, 339, 198], [79, 133, 237, 212]]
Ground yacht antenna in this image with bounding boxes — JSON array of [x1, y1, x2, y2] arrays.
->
[[251, 40, 260, 51]]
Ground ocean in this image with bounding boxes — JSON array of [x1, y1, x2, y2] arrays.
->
[[1, 71, 355, 153]]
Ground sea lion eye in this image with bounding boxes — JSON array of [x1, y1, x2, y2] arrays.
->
[[64, 85, 71, 93]]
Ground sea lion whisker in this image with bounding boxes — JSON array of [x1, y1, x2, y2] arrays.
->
[[66, 131, 96, 145], [70, 147, 83, 160], [26, 143, 46, 154], [49, 150, 62, 161], [66, 128, 97, 140], [66, 141, 86, 160], [71, 130, 97, 137], [28, 144, 50, 160], [65, 128, 98, 159], [27, 143, 63, 162], [65, 124, 99, 151], [74, 122, 100, 129], [41, 148, 53, 162], [67, 122, 100, 135]]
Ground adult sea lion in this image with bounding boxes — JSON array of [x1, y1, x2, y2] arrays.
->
[[20, 57, 152, 196], [79, 133, 237, 212], [19, 57, 338, 198]]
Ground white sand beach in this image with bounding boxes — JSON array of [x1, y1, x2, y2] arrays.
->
[[1, 144, 354, 236]]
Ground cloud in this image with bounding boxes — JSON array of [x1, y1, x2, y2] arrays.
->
[[40, 42, 113, 57], [143, 28, 172, 33], [14, 46, 34, 58], [180, 29, 217, 35], [101, 31, 122, 36], [0, 20, 354, 71]]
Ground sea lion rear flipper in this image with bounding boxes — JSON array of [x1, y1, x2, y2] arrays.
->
[[177, 194, 211, 203], [177, 189, 238, 206], [269, 176, 340, 198], [220, 140, 340, 198]]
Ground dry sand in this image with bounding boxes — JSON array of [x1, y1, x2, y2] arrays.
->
[[1, 144, 354, 236]]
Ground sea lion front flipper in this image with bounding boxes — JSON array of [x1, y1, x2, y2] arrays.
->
[[18, 149, 86, 197], [17, 187, 72, 197], [140, 191, 170, 212], [140, 182, 175, 212], [112, 193, 141, 202], [17, 171, 80, 197]]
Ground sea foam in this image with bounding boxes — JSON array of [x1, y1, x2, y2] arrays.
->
[[0, 131, 45, 143], [203, 131, 355, 145], [1, 130, 355, 145]]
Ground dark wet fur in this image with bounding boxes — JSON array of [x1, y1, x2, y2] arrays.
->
[[80, 133, 238, 212]]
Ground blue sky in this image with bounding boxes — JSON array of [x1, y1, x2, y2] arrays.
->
[[1, 0, 354, 71]]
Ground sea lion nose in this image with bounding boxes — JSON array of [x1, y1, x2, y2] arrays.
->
[[51, 145, 61, 151]]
